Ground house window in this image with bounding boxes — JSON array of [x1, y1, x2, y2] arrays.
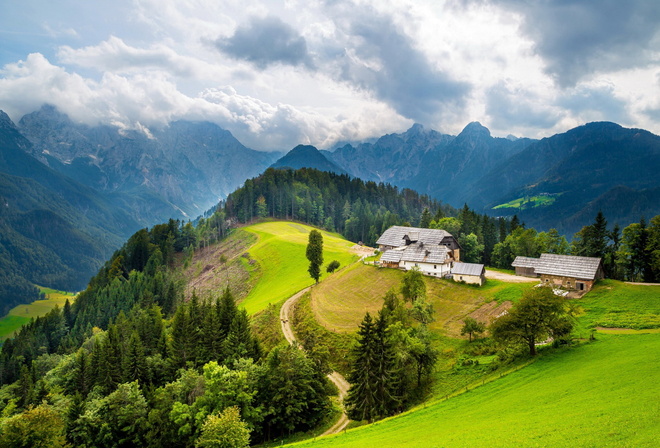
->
[[434, 265, 437, 269], [460, 276, 463, 281]]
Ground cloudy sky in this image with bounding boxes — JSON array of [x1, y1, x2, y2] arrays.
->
[[1, 0, 659, 151]]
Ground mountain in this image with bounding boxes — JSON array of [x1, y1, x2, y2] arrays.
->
[[0, 111, 141, 313], [270, 144, 347, 174], [465, 122, 660, 233], [327, 123, 454, 184], [326, 121, 660, 235], [18, 105, 281, 222]]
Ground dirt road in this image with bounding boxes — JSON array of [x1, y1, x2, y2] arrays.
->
[[485, 269, 538, 283], [279, 286, 351, 435]]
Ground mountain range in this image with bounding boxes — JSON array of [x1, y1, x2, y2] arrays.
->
[[2, 103, 660, 311], [272, 121, 660, 235]]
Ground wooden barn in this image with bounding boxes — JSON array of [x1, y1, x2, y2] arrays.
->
[[376, 226, 461, 277], [452, 262, 486, 286], [511, 254, 604, 292]]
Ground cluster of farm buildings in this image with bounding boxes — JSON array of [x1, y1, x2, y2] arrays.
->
[[376, 226, 604, 291]]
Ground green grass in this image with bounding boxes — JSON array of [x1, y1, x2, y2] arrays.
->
[[310, 265, 533, 335], [239, 221, 359, 315], [493, 194, 559, 210], [287, 334, 660, 447], [0, 286, 76, 340], [577, 279, 660, 330]]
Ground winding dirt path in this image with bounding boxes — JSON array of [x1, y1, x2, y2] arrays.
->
[[279, 285, 351, 435]]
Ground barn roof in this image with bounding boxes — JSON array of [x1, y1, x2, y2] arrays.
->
[[452, 262, 485, 276], [511, 256, 544, 268], [376, 226, 453, 247], [512, 254, 602, 280], [399, 244, 450, 264], [379, 243, 451, 264]]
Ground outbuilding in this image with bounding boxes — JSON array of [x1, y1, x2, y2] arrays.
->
[[511, 254, 603, 292], [452, 262, 486, 286]]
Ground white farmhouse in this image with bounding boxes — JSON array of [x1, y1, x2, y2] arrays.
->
[[376, 226, 461, 277]]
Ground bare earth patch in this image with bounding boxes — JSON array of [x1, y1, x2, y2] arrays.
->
[[180, 231, 257, 303]]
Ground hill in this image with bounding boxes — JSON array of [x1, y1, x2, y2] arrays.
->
[[310, 262, 531, 335], [180, 221, 360, 315], [287, 333, 660, 447]]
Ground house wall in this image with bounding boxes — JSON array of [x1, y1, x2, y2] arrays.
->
[[515, 266, 538, 277], [539, 274, 596, 292], [401, 260, 451, 277], [452, 273, 485, 286]]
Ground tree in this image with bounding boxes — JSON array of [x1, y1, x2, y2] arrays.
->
[[306, 230, 324, 283], [326, 260, 340, 273], [400, 268, 426, 303], [345, 312, 400, 422], [419, 208, 432, 228], [458, 233, 484, 263], [491, 287, 573, 356], [0, 404, 68, 448], [196, 407, 250, 448], [460, 317, 486, 342]]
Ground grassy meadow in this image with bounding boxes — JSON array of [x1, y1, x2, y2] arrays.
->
[[492, 194, 559, 210], [576, 279, 660, 330], [240, 221, 359, 314], [288, 334, 660, 448], [311, 263, 533, 336], [0, 286, 76, 340]]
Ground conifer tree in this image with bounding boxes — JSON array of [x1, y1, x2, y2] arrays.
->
[[306, 230, 324, 283], [123, 331, 148, 384], [346, 312, 378, 422]]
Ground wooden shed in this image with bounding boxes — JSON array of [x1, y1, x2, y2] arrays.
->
[[452, 262, 486, 286], [511, 254, 603, 292]]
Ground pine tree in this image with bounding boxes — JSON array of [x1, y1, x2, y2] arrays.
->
[[306, 230, 324, 283], [123, 331, 148, 384], [345, 313, 378, 422], [419, 208, 432, 228]]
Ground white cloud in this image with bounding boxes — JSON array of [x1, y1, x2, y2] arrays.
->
[[0, 0, 659, 150]]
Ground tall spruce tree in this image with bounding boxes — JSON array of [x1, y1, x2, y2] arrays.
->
[[306, 230, 324, 283], [346, 312, 378, 422]]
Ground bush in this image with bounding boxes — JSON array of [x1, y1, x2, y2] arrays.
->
[[326, 260, 340, 273]]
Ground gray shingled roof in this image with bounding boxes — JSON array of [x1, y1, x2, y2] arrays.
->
[[376, 226, 452, 247], [511, 254, 602, 280], [511, 256, 543, 268], [399, 244, 450, 264], [379, 243, 450, 265], [452, 262, 485, 276], [380, 249, 403, 263]]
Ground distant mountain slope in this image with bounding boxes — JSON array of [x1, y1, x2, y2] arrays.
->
[[467, 122, 660, 233], [18, 105, 280, 221], [271, 144, 347, 174], [0, 111, 141, 312], [327, 123, 454, 184], [326, 121, 660, 234]]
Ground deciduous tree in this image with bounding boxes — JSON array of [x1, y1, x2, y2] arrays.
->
[[306, 230, 324, 283]]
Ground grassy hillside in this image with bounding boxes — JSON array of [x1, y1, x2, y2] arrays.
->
[[288, 334, 660, 447], [311, 263, 532, 336], [240, 221, 359, 314], [180, 221, 359, 314], [576, 279, 660, 330], [0, 286, 75, 340]]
